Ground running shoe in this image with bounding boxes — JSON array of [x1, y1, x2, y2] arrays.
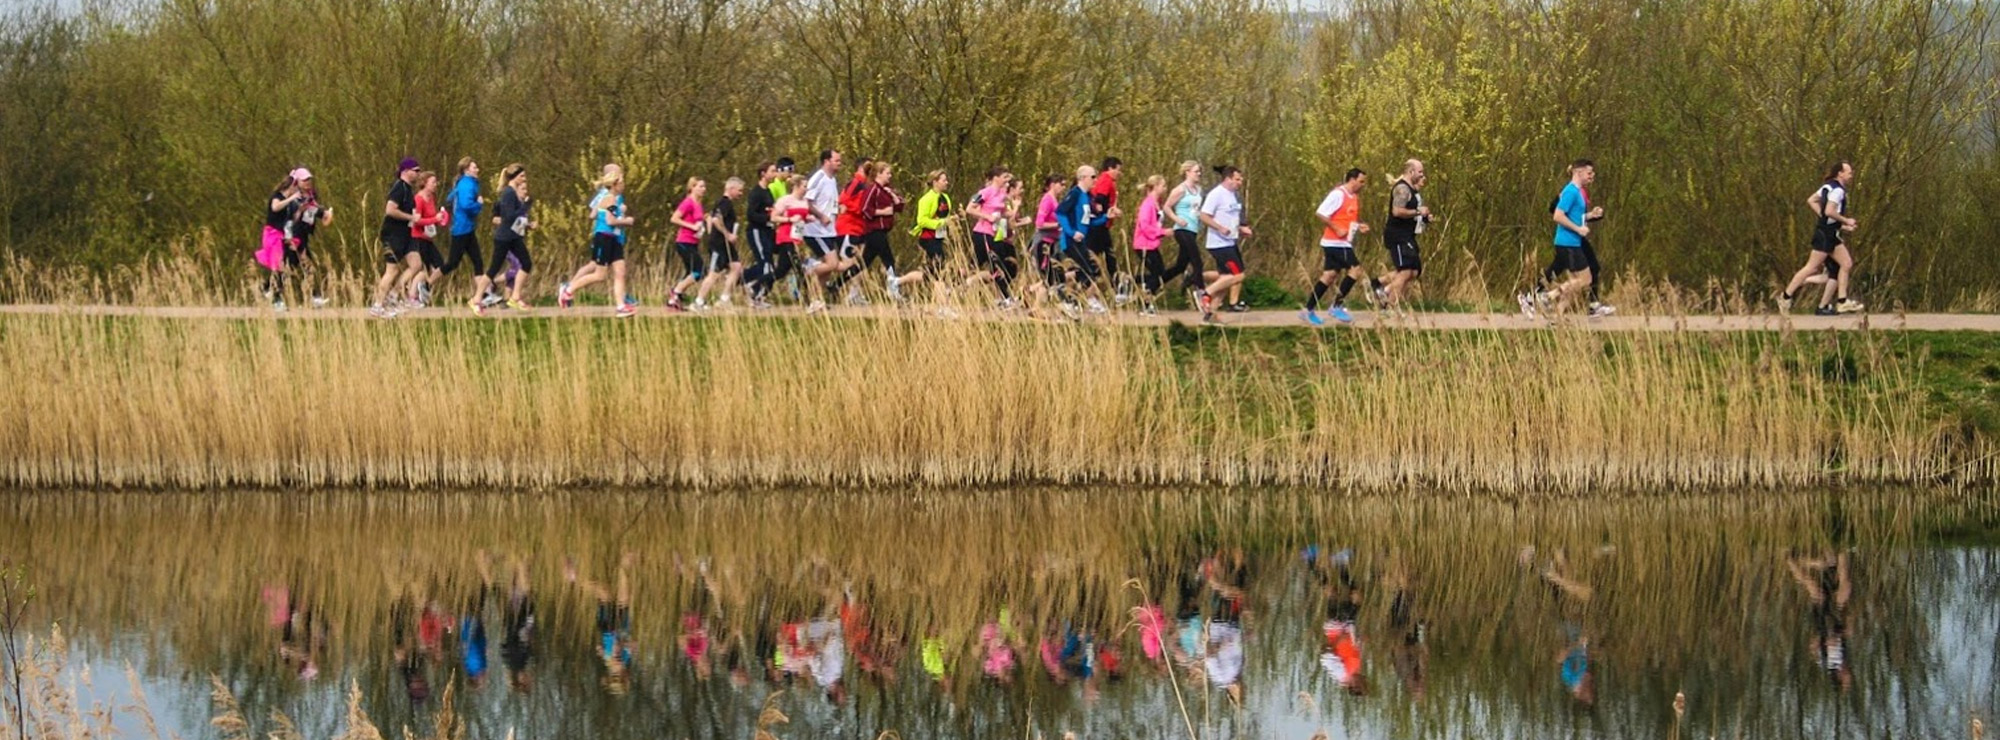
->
[[1371, 286, 1389, 306], [665, 300, 686, 313], [1776, 295, 1794, 314], [716, 295, 733, 309], [692, 299, 710, 313], [310, 296, 330, 309], [994, 297, 1021, 311], [369, 304, 389, 318], [1139, 304, 1157, 317], [1087, 298, 1108, 315], [1330, 306, 1354, 324], [615, 304, 636, 318], [1227, 301, 1250, 313], [1814, 304, 1838, 316], [625, 294, 640, 308], [1835, 298, 1865, 314], [1301, 310, 1324, 327], [935, 307, 962, 320], [1589, 303, 1616, 318], [481, 292, 505, 308], [469, 298, 486, 317], [1517, 292, 1538, 319], [417, 282, 432, 306], [557, 283, 573, 309], [1201, 311, 1222, 325], [846, 287, 869, 307], [887, 278, 905, 303], [1058, 301, 1082, 321], [506, 298, 529, 312], [806, 300, 828, 315], [272, 300, 287, 313], [750, 297, 774, 310], [1195, 290, 1214, 315]]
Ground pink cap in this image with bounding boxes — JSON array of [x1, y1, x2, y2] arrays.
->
[[290, 168, 313, 182]]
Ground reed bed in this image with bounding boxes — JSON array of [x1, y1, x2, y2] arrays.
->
[[0, 312, 1981, 492]]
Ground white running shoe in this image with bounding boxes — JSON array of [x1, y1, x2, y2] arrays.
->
[[310, 296, 330, 309], [1087, 298, 1108, 315], [1835, 298, 1865, 314], [887, 278, 906, 303], [1589, 303, 1616, 318], [1517, 293, 1538, 319], [272, 300, 287, 313], [806, 300, 828, 315]]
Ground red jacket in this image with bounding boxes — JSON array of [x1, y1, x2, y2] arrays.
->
[[863, 184, 904, 233], [410, 192, 450, 241], [837, 173, 871, 237]]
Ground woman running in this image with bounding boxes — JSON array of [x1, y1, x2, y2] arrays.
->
[[1030, 173, 1069, 317], [1780, 161, 1863, 316], [287, 169, 331, 308], [259, 169, 306, 311], [444, 158, 485, 300], [771, 174, 825, 310], [1130, 174, 1169, 316], [912, 170, 954, 282], [666, 178, 709, 311], [472, 163, 535, 315], [963, 167, 1015, 305], [860, 162, 918, 301], [406, 170, 450, 307], [1160, 161, 1208, 303], [559, 169, 637, 317]]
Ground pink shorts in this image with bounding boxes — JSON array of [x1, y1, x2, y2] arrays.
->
[[257, 226, 287, 271]]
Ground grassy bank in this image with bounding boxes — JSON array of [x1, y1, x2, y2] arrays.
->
[[2, 312, 1991, 491]]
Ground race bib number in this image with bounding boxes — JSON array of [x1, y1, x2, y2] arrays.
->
[[423, 225, 437, 239], [511, 216, 529, 236], [301, 207, 319, 225]]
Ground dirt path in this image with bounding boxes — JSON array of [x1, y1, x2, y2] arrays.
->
[[4, 302, 1999, 331]]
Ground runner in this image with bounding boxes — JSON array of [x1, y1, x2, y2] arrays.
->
[[1521, 161, 1612, 319], [1130, 174, 1169, 316], [556, 168, 637, 317], [992, 176, 1029, 308], [769, 158, 795, 199], [1056, 165, 1108, 314], [828, 156, 877, 303], [911, 169, 954, 283], [693, 177, 745, 312], [1541, 159, 1598, 316], [443, 158, 486, 302], [1780, 161, 1863, 316], [1379, 159, 1431, 314], [860, 161, 919, 301], [742, 162, 783, 308], [800, 150, 853, 312], [405, 170, 450, 307], [259, 169, 306, 311], [1196, 165, 1252, 324], [1031, 173, 1069, 317], [771, 173, 815, 307], [1302, 168, 1370, 326], [665, 178, 709, 311], [286, 169, 331, 308], [963, 167, 1015, 306], [1088, 157, 1126, 303], [372, 158, 422, 318], [472, 164, 534, 315], [1787, 550, 1854, 690], [1160, 160, 1209, 304]]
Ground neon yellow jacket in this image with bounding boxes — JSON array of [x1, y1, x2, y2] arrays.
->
[[911, 189, 953, 239]]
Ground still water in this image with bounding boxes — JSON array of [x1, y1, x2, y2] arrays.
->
[[2, 489, 1996, 739]]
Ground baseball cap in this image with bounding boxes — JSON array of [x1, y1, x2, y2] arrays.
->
[[398, 157, 420, 173], [290, 167, 313, 181]]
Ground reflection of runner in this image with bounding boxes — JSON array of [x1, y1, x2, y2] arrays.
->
[[1534, 550, 1596, 706], [1314, 554, 1368, 696], [500, 554, 537, 693], [1788, 551, 1854, 690], [1385, 557, 1427, 699], [567, 553, 636, 693]]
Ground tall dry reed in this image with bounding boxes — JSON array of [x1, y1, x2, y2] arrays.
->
[[0, 312, 1980, 491]]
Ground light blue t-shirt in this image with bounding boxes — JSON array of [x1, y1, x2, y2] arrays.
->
[[1554, 182, 1587, 248], [1173, 186, 1202, 234], [592, 189, 627, 243]]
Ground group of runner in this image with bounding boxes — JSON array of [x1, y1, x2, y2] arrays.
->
[[256, 153, 1864, 321]]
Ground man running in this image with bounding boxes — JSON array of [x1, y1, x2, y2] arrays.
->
[[1780, 161, 1863, 316], [1379, 159, 1430, 314], [1302, 168, 1370, 326], [372, 157, 422, 317], [801, 150, 850, 312], [693, 176, 744, 311], [1196, 165, 1252, 324], [1541, 159, 1598, 316], [743, 162, 785, 308], [1088, 157, 1126, 303], [1522, 161, 1612, 319], [1056, 165, 1108, 315]]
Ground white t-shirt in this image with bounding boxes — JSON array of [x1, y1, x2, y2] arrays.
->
[[1315, 187, 1350, 247], [1204, 620, 1243, 687], [802, 170, 839, 239], [1816, 183, 1847, 227], [1201, 187, 1242, 251]]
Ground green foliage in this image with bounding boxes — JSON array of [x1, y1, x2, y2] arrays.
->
[[0, 0, 1995, 308]]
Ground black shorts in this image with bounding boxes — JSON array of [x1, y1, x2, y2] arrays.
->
[[675, 242, 706, 279], [1210, 247, 1245, 276], [919, 237, 946, 262], [592, 233, 625, 265], [1811, 227, 1844, 253], [1387, 239, 1422, 272], [705, 240, 736, 274], [1551, 246, 1590, 274], [805, 236, 838, 260], [1321, 245, 1360, 271], [487, 238, 532, 279], [380, 232, 411, 264], [285, 237, 314, 269], [413, 238, 444, 269]]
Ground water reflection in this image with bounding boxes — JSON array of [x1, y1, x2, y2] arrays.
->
[[1, 489, 1994, 739]]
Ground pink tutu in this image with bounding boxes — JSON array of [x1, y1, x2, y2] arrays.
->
[[256, 226, 286, 271]]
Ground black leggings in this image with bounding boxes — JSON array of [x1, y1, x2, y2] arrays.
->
[[989, 241, 1019, 299], [444, 233, 484, 276], [1087, 223, 1116, 278], [487, 239, 532, 279], [751, 244, 797, 299], [1160, 230, 1206, 291], [1139, 249, 1167, 296], [862, 230, 897, 273], [1062, 241, 1100, 288], [1539, 238, 1602, 303]]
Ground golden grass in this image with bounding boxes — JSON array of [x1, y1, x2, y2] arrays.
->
[[0, 306, 1980, 492]]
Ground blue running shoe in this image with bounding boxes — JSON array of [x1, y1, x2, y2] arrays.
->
[[1301, 310, 1325, 327], [1330, 306, 1353, 323]]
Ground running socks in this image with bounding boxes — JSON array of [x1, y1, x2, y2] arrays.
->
[[1335, 276, 1357, 306], [1306, 280, 1330, 311]]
